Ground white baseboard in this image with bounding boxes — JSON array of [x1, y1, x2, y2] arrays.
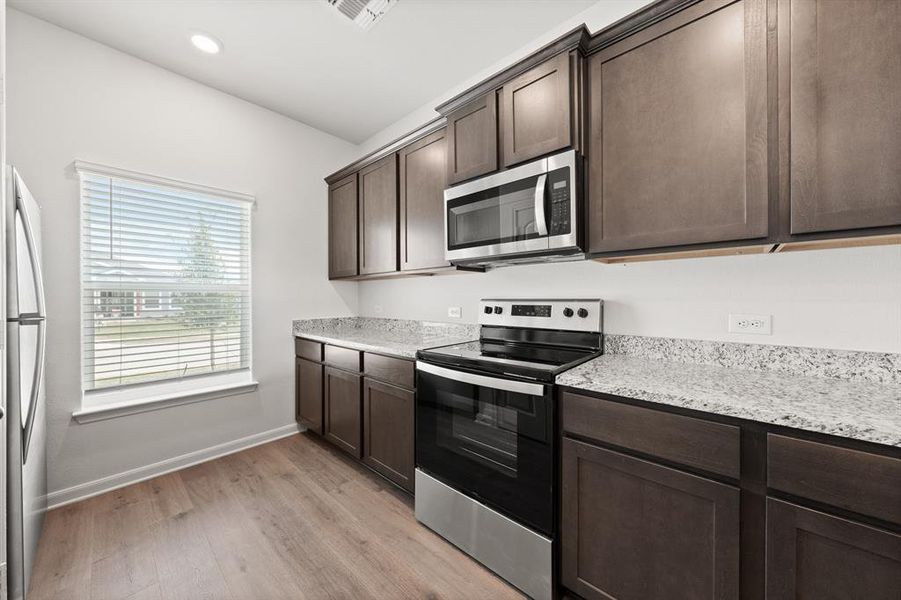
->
[[46, 423, 302, 510]]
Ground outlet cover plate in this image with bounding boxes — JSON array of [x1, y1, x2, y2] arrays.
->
[[447, 306, 462, 319], [728, 313, 772, 335]]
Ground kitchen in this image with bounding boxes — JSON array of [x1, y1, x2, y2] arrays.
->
[[0, 0, 899, 599]]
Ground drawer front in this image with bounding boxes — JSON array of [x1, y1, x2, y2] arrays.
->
[[768, 434, 901, 524], [295, 338, 322, 362], [324, 344, 362, 373], [364, 352, 414, 389], [562, 392, 741, 479]]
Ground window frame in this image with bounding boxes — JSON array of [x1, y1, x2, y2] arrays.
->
[[74, 161, 256, 418]]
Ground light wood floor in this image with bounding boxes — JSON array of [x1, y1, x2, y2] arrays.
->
[[29, 433, 525, 600]]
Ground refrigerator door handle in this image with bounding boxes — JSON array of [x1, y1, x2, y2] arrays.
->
[[21, 317, 46, 463], [15, 184, 48, 462], [16, 185, 47, 318]]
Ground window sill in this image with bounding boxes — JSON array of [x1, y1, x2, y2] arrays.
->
[[73, 379, 259, 424]]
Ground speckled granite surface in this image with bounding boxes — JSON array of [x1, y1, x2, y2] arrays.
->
[[605, 334, 901, 385], [557, 354, 901, 447], [292, 317, 479, 359]]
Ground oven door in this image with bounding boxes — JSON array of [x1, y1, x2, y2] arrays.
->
[[415, 361, 554, 535]]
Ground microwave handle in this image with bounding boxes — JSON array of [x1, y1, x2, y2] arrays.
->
[[534, 173, 548, 236]]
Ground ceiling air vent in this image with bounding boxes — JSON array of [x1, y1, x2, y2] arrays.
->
[[326, 0, 398, 31]]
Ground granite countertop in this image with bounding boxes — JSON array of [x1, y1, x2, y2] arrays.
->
[[557, 354, 901, 447], [292, 317, 478, 359]]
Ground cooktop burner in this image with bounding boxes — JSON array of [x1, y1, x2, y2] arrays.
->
[[417, 299, 604, 382]]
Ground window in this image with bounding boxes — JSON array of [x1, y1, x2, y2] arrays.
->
[[78, 163, 253, 394]]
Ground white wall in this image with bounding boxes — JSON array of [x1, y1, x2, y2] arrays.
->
[[354, 0, 901, 355], [356, 0, 651, 155], [359, 248, 901, 353], [6, 9, 358, 496]]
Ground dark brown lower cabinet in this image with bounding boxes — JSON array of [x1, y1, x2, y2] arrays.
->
[[766, 498, 901, 600], [295, 357, 323, 434], [324, 366, 362, 458], [362, 378, 414, 492], [561, 437, 740, 600]]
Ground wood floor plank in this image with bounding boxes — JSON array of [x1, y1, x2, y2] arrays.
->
[[124, 583, 163, 600], [178, 460, 310, 600], [29, 502, 95, 600], [149, 508, 234, 600], [89, 538, 158, 600], [145, 472, 193, 523], [89, 483, 156, 562], [215, 450, 377, 599], [31, 433, 525, 600], [273, 436, 525, 599], [243, 443, 438, 599]]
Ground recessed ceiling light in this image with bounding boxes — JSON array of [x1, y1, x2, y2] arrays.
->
[[190, 33, 222, 55]]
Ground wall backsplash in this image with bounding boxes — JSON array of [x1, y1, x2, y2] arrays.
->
[[357, 245, 901, 354]]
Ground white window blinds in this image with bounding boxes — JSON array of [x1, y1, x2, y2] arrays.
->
[[78, 164, 252, 391]]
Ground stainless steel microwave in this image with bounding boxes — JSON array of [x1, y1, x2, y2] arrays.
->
[[444, 149, 582, 266]]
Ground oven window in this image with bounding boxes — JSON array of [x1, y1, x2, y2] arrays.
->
[[446, 391, 519, 476], [447, 175, 544, 250]]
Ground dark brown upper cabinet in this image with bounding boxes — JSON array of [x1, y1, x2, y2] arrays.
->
[[787, 0, 901, 235], [446, 93, 498, 185], [327, 173, 358, 279], [358, 154, 398, 276], [766, 499, 901, 600], [561, 438, 740, 600], [587, 0, 769, 254], [501, 52, 572, 168], [399, 128, 449, 271]]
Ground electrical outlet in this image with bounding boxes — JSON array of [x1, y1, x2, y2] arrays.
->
[[373, 304, 383, 315], [447, 306, 462, 319], [728, 313, 772, 335]]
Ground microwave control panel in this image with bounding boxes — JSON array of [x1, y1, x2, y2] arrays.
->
[[547, 166, 572, 236]]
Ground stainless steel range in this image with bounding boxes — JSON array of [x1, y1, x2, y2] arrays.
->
[[414, 299, 603, 600]]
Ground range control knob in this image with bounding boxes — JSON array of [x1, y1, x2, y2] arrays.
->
[[577, 308, 589, 318], [563, 307, 574, 318], [493, 306, 503, 314], [483, 306, 493, 314]]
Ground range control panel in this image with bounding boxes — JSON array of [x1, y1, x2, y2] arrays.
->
[[479, 299, 603, 333]]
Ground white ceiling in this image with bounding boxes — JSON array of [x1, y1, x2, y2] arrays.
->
[[9, 0, 598, 143]]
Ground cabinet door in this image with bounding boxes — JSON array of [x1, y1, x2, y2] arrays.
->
[[362, 378, 414, 492], [323, 367, 362, 458], [588, 0, 768, 253], [766, 498, 901, 599], [399, 128, 449, 271], [295, 357, 323, 434], [327, 173, 358, 279], [358, 154, 398, 275], [501, 52, 572, 167], [561, 438, 740, 600], [446, 93, 497, 184], [788, 0, 901, 234]]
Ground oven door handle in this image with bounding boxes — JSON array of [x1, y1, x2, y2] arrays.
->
[[416, 361, 546, 396], [533, 173, 548, 236]]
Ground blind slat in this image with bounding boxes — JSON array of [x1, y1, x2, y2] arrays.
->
[[81, 172, 251, 391]]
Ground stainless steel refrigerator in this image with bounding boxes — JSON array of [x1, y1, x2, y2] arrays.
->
[[3, 167, 47, 600]]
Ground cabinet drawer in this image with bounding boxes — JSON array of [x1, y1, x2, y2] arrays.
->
[[768, 434, 901, 524], [295, 338, 322, 362], [364, 352, 414, 389], [562, 392, 740, 479], [324, 344, 362, 373]]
